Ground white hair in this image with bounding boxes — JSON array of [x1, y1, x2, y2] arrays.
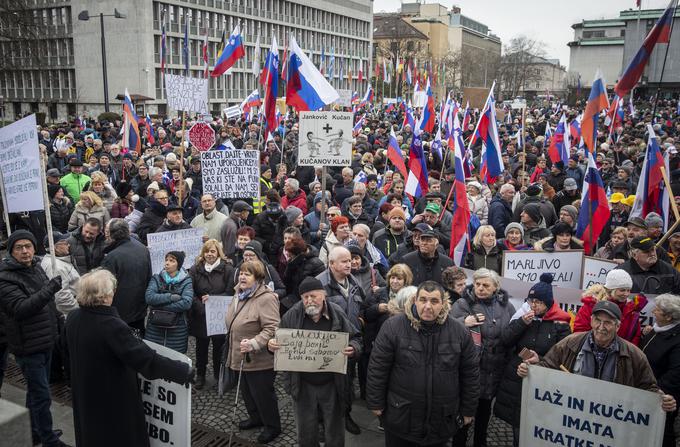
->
[[286, 178, 300, 191], [655, 294, 680, 321]]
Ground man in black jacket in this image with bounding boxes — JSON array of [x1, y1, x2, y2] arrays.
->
[[0, 230, 69, 446], [618, 236, 680, 294], [367, 281, 480, 446], [403, 228, 454, 286], [268, 277, 362, 447], [67, 219, 106, 275], [102, 219, 152, 336]]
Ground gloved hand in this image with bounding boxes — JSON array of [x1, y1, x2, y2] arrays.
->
[[170, 294, 182, 302], [47, 276, 63, 292], [185, 367, 196, 389]]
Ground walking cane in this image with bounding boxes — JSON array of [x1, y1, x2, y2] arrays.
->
[[227, 357, 246, 447]]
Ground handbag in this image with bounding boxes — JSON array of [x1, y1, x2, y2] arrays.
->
[[148, 309, 182, 328], [217, 300, 247, 396]]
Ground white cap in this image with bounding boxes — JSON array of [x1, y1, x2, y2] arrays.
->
[[604, 269, 633, 290]]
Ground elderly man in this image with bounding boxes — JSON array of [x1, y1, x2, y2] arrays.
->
[[334, 167, 355, 206], [489, 183, 515, 236], [268, 277, 362, 447], [101, 219, 152, 336], [0, 230, 69, 447], [409, 203, 451, 248], [281, 178, 308, 214], [403, 227, 454, 286], [367, 281, 480, 446], [156, 204, 192, 233], [191, 194, 228, 243], [618, 236, 680, 294], [342, 182, 378, 222], [316, 246, 367, 434], [518, 300, 676, 413]]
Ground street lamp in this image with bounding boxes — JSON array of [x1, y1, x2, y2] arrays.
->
[[78, 9, 126, 112]]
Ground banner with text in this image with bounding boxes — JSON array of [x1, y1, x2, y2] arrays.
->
[[0, 115, 43, 212], [274, 328, 349, 374], [581, 257, 618, 289], [139, 340, 192, 447], [502, 250, 584, 289], [165, 74, 209, 114], [520, 365, 664, 447], [335, 89, 352, 107], [201, 149, 259, 198], [205, 295, 232, 336], [298, 111, 353, 166], [147, 228, 204, 274]]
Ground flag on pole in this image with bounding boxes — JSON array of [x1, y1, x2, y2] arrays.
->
[[202, 33, 209, 78], [476, 83, 503, 184], [285, 36, 339, 111], [405, 135, 429, 198], [575, 150, 611, 255], [353, 113, 366, 135], [431, 127, 443, 161], [160, 10, 167, 73], [359, 85, 373, 108], [261, 37, 280, 137], [402, 103, 415, 130], [630, 124, 670, 227], [182, 17, 190, 74], [145, 114, 155, 145], [419, 79, 435, 133], [280, 40, 289, 80], [328, 47, 335, 79], [212, 25, 245, 77], [449, 112, 471, 264], [581, 69, 609, 153], [241, 89, 262, 112], [122, 89, 141, 154], [387, 128, 409, 182], [548, 113, 570, 165]]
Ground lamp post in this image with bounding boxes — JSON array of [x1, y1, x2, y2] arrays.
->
[[78, 9, 126, 112]]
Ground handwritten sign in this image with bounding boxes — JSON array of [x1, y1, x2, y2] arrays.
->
[[201, 149, 259, 198], [502, 250, 584, 289], [0, 115, 43, 212], [165, 74, 209, 114], [147, 228, 204, 274], [520, 365, 664, 447], [205, 295, 232, 336], [274, 328, 349, 374], [581, 257, 618, 289], [335, 89, 352, 107], [298, 111, 353, 167], [139, 340, 192, 447]]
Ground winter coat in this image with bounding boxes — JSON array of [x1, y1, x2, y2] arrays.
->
[[318, 231, 346, 266], [522, 220, 552, 247], [465, 243, 503, 273], [363, 287, 393, 353], [60, 172, 91, 203], [101, 237, 152, 324], [366, 312, 480, 445], [493, 303, 571, 427], [68, 202, 110, 232], [513, 196, 558, 228], [225, 283, 280, 371], [468, 194, 489, 225], [40, 256, 79, 316], [373, 227, 409, 260], [155, 220, 192, 233], [281, 189, 308, 214], [65, 305, 190, 447], [281, 248, 326, 312], [110, 199, 133, 219], [617, 258, 680, 295], [136, 200, 167, 244], [534, 236, 584, 252], [451, 285, 515, 399], [144, 269, 193, 353], [488, 195, 513, 237], [351, 255, 386, 302], [402, 250, 455, 287], [190, 209, 228, 243], [187, 260, 234, 338], [50, 198, 74, 233], [316, 269, 367, 332], [67, 228, 106, 275], [252, 209, 281, 260], [573, 295, 648, 346], [0, 257, 61, 356], [343, 209, 371, 228], [278, 299, 362, 403], [641, 323, 680, 401], [552, 190, 580, 215], [130, 174, 151, 197], [594, 241, 629, 262], [92, 184, 118, 212]]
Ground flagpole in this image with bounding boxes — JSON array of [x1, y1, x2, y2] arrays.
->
[[178, 109, 187, 205], [651, 0, 678, 118], [40, 149, 57, 273], [521, 105, 527, 180], [661, 166, 680, 222]]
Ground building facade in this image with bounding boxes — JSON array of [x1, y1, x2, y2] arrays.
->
[[0, 0, 374, 122]]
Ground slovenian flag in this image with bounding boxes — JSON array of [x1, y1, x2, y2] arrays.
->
[[241, 89, 262, 112], [122, 89, 141, 154], [285, 36, 339, 111], [548, 113, 570, 165], [353, 113, 365, 135], [581, 69, 609, 154], [419, 79, 435, 134], [630, 124, 670, 230], [261, 37, 279, 137], [575, 150, 611, 255], [387, 128, 408, 181], [405, 134, 429, 198], [449, 111, 471, 264], [212, 25, 245, 77], [145, 114, 155, 145], [476, 82, 503, 184], [359, 85, 373, 108]]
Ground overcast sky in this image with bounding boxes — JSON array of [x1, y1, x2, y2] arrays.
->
[[372, 0, 671, 69]]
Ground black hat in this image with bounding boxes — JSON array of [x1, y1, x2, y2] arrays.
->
[[347, 243, 363, 257], [69, 158, 83, 167], [592, 300, 622, 321], [425, 191, 444, 200], [551, 221, 574, 237], [232, 200, 253, 213], [366, 174, 378, 183], [115, 181, 133, 198], [553, 160, 565, 171], [43, 231, 70, 248], [527, 273, 554, 309], [611, 180, 629, 190], [261, 164, 272, 174], [8, 230, 37, 253], [165, 251, 186, 269], [420, 227, 439, 239], [244, 240, 265, 260], [526, 183, 542, 197], [523, 203, 542, 224], [626, 216, 648, 230], [167, 203, 183, 213], [46, 168, 61, 178], [298, 277, 325, 296], [47, 183, 62, 200], [630, 236, 655, 251], [444, 166, 455, 175], [191, 156, 201, 164], [413, 223, 433, 233]]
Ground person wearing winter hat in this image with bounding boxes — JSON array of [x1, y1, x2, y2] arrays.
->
[[499, 222, 529, 251], [237, 240, 286, 299], [47, 183, 75, 233], [573, 269, 647, 345], [558, 204, 578, 228], [536, 221, 583, 252], [373, 206, 409, 259], [111, 181, 135, 219], [495, 272, 571, 446], [645, 212, 664, 241], [520, 203, 551, 246], [144, 250, 193, 353], [40, 231, 79, 317]]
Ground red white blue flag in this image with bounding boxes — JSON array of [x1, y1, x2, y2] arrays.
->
[[405, 134, 429, 198], [212, 25, 245, 77], [387, 128, 408, 181], [449, 112, 471, 264], [122, 89, 141, 154], [630, 124, 670, 230], [575, 150, 611, 255], [581, 70, 609, 153]]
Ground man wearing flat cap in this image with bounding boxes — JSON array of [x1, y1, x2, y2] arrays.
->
[[268, 277, 362, 447], [617, 236, 680, 294]]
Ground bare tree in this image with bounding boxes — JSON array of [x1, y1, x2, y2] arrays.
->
[[499, 35, 547, 98], [0, 2, 45, 71]]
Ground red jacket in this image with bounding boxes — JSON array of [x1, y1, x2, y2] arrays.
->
[[542, 302, 571, 323], [281, 189, 308, 214], [573, 295, 648, 346]]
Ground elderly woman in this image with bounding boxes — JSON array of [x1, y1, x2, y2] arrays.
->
[[595, 226, 629, 264], [144, 251, 193, 353], [65, 269, 193, 447], [534, 221, 584, 251], [451, 268, 515, 447], [233, 241, 286, 300], [494, 273, 572, 446], [467, 181, 489, 225], [68, 190, 111, 231], [88, 171, 118, 212], [498, 222, 530, 251], [225, 260, 281, 444], [574, 269, 647, 345], [229, 226, 256, 267], [641, 294, 680, 447], [319, 216, 352, 265], [188, 239, 234, 390], [466, 225, 503, 273]]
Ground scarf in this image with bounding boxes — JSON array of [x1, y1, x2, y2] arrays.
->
[[162, 270, 182, 284], [654, 321, 680, 333], [204, 259, 221, 273], [238, 284, 259, 301]]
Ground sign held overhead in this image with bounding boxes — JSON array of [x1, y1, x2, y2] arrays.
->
[[298, 111, 353, 166]]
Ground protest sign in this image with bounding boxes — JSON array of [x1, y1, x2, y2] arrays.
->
[[520, 365, 664, 447], [502, 250, 584, 289], [274, 328, 349, 374], [298, 111, 352, 166], [335, 89, 352, 107], [201, 149, 259, 198], [581, 257, 618, 289], [188, 122, 215, 152], [412, 91, 427, 108], [223, 105, 242, 119], [165, 74, 209, 114], [147, 228, 204, 274], [205, 295, 232, 337], [139, 341, 192, 447], [0, 115, 43, 212]]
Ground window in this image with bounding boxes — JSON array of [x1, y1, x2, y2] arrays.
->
[[620, 29, 626, 37], [582, 30, 605, 39]]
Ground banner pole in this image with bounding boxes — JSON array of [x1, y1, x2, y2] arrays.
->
[[40, 149, 57, 273], [0, 167, 12, 238], [179, 109, 187, 205]]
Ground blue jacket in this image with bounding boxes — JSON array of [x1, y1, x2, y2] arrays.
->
[[144, 269, 193, 353], [488, 195, 513, 237]]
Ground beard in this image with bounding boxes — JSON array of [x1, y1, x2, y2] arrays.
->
[[305, 305, 322, 317]]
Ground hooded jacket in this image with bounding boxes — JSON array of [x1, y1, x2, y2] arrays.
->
[[465, 242, 503, 273], [573, 295, 648, 346]]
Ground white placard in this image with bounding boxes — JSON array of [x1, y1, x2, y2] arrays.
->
[[502, 250, 584, 289], [223, 105, 242, 119], [139, 340, 192, 447], [382, 97, 397, 104], [581, 257, 618, 289], [205, 295, 232, 336], [412, 91, 427, 108], [0, 115, 43, 212], [520, 366, 664, 447], [274, 328, 349, 374], [165, 74, 209, 114], [147, 228, 204, 274], [298, 111, 353, 166], [335, 89, 352, 107], [201, 149, 259, 198]]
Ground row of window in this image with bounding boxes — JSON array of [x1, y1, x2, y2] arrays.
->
[[1, 70, 76, 101]]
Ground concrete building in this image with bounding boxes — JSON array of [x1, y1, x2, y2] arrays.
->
[[0, 0, 374, 122], [502, 53, 567, 98]]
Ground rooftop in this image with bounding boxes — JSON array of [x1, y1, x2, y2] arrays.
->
[[373, 14, 429, 40]]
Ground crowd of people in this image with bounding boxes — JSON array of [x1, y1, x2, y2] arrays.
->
[[1, 95, 680, 447]]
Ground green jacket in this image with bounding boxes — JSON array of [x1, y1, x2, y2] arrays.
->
[[60, 173, 91, 203]]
